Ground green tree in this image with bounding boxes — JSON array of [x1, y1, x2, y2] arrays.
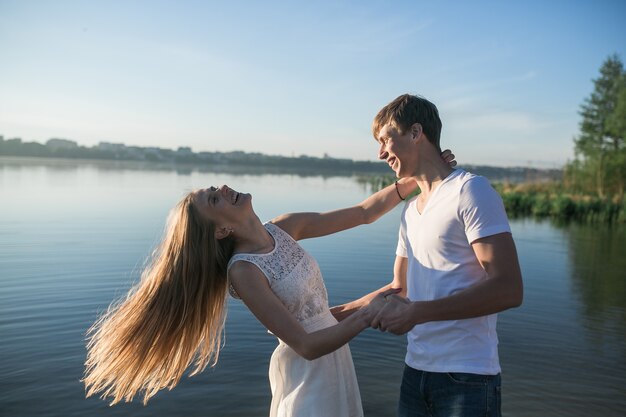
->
[[571, 54, 626, 198], [606, 73, 626, 199]]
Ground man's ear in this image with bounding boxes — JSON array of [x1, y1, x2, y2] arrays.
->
[[411, 123, 422, 140], [215, 226, 232, 240]]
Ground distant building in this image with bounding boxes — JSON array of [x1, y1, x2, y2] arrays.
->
[[144, 147, 165, 161], [46, 138, 78, 150], [125, 146, 145, 159], [97, 142, 126, 151]]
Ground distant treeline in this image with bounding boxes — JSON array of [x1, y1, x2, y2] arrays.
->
[[0, 135, 561, 181], [0, 136, 390, 174]]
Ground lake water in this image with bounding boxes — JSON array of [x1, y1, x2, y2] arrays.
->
[[1, 157, 625, 417]]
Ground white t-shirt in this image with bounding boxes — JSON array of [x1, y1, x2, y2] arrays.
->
[[396, 169, 511, 375]]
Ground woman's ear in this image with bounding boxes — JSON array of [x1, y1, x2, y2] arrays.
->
[[215, 227, 233, 240]]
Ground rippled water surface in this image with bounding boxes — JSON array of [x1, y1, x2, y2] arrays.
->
[[1, 157, 625, 416]]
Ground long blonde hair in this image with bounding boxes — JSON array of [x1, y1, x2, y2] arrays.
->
[[84, 192, 235, 405]]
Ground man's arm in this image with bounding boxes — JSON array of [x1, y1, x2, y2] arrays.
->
[[372, 232, 523, 334]]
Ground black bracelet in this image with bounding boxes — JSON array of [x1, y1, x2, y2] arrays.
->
[[394, 181, 405, 200]]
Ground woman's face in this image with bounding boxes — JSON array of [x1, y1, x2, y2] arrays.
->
[[192, 185, 252, 228]]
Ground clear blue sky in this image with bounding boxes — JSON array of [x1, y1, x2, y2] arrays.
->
[[1, 1, 624, 167]]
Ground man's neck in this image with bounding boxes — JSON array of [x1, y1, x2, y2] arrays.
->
[[410, 154, 455, 196]]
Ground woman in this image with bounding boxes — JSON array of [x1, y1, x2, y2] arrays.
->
[[83, 153, 453, 416]]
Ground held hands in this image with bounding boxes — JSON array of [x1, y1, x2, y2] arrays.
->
[[359, 288, 401, 324], [369, 288, 415, 335]]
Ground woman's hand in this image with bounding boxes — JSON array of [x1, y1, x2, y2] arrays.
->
[[441, 149, 457, 167]]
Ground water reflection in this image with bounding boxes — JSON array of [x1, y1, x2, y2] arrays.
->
[[563, 222, 626, 315], [562, 222, 626, 366], [1, 158, 625, 416], [0, 156, 376, 178]]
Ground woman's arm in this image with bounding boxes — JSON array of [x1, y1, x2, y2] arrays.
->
[[272, 150, 455, 241], [271, 177, 417, 241], [230, 261, 389, 360]]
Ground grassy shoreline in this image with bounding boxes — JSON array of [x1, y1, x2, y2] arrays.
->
[[359, 174, 626, 224], [494, 182, 625, 223]]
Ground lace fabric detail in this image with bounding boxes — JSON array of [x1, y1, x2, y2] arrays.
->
[[227, 223, 329, 323]]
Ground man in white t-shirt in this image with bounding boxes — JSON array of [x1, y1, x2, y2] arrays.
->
[[333, 94, 523, 416]]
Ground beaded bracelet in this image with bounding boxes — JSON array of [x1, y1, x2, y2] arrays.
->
[[394, 181, 405, 200]]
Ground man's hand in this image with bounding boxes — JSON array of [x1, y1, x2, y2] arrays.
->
[[360, 288, 402, 323], [371, 294, 415, 335]]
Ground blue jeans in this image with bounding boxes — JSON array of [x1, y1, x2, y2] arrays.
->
[[398, 365, 501, 417]]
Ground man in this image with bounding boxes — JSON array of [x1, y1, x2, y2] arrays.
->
[[333, 94, 523, 417]]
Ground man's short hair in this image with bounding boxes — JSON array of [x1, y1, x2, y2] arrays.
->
[[372, 94, 442, 151]]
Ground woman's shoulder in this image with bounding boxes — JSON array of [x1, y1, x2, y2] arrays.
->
[[265, 221, 297, 243]]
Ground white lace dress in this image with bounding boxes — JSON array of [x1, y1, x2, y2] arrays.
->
[[227, 223, 363, 417]]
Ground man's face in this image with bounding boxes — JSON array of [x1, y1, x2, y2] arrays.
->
[[376, 123, 418, 178]]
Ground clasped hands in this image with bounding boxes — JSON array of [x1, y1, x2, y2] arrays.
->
[[363, 288, 414, 335]]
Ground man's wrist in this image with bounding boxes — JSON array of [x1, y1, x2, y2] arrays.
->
[[408, 301, 424, 326]]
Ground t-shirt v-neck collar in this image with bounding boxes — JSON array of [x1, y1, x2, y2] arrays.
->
[[414, 169, 461, 215]]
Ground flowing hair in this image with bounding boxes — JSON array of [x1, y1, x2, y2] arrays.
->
[[83, 192, 235, 405]]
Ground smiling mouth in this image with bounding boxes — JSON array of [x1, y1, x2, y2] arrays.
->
[[233, 192, 240, 204]]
